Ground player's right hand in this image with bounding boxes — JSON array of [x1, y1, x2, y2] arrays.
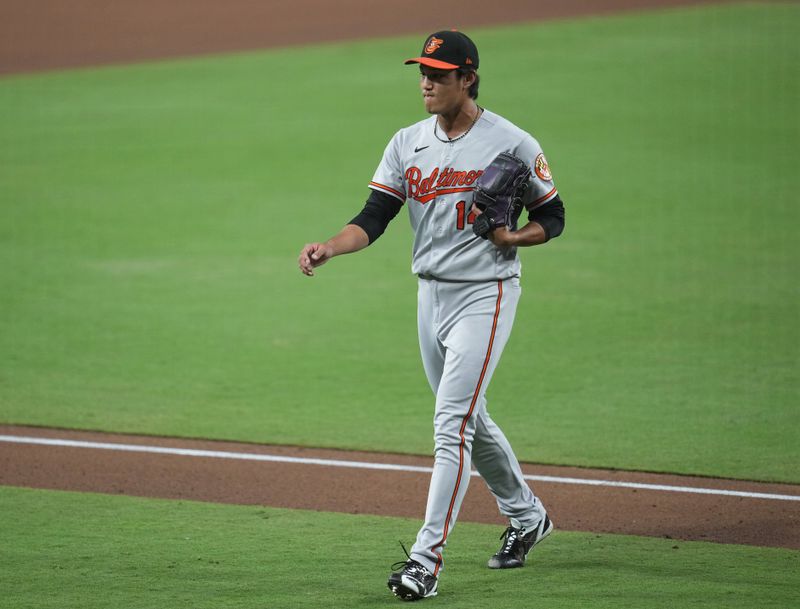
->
[[298, 243, 333, 276]]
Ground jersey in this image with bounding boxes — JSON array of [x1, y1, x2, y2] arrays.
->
[[368, 109, 558, 281]]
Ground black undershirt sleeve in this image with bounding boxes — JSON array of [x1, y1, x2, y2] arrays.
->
[[350, 190, 563, 244], [527, 194, 565, 241], [348, 189, 404, 244]]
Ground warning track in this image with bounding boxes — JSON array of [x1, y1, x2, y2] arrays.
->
[[0, 0, 735, 75]]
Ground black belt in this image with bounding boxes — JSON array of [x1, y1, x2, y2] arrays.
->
[[417, 273, 513, 283]]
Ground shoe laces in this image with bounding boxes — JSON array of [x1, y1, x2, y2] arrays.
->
[[391, 541, 416, 571], [499, 526, 521, 554], [390, 541, 432, 578]]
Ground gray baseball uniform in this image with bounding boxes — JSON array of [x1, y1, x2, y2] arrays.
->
[[370, 109, 557, 575]]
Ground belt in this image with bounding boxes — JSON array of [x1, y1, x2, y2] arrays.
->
[[417, 273, 514, 283]]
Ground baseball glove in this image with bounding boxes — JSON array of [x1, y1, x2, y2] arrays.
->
[[472, 152, 532, 239]]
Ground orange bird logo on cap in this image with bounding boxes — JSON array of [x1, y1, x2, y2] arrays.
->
[[424, 37, 444, 54]]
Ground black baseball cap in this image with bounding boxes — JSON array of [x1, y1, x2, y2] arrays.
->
[[404, 30, 479, 71]]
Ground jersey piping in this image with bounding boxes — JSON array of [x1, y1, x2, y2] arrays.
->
[[531, 186, 558, 207], [369, 181, 405, 202]]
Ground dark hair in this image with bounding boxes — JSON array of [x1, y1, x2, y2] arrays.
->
[[457, 68, 480, 100]]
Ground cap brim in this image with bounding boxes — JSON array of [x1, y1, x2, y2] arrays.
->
[[404, 57, 460, 70]]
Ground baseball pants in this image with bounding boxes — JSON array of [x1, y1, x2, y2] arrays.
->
[[409, 276, 547, 575]]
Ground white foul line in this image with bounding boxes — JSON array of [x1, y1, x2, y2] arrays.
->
[[1, 434, 798, 503]]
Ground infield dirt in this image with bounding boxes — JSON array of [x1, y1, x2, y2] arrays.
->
[[2, 425, 799, 550], [2, 0, 741, 75]]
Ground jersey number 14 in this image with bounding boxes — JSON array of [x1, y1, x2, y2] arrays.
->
[[455, 200, 476, 231]]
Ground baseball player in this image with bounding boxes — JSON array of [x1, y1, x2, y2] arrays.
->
[[298, 30, 565, 601]]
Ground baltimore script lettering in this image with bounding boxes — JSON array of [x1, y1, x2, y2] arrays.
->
[[405, 166, 484, 204]]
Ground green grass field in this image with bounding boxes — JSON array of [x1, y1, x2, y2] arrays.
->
[[1, 4, 798, 608], [2, 486, 798, 609], [1, 5, 797, 484], [1, 5, 798, 486]]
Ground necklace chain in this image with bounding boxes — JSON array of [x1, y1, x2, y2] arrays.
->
[[434, 107, 483, 144]]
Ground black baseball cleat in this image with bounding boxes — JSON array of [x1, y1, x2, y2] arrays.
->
[[487, 514, 554, 569], [388, 559, 438, 601]]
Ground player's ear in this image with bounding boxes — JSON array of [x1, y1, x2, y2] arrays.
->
[[461, 70, 476, 90]]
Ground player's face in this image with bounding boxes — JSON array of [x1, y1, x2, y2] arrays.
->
[[419, 67, 470, 115]]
